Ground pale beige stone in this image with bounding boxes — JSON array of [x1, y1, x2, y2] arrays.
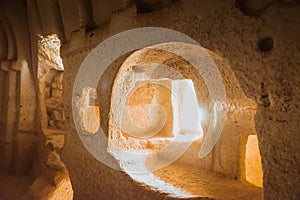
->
[[0, 0, 299, 200], [45, 135, 65, 150], [47, 151, 65, 170]]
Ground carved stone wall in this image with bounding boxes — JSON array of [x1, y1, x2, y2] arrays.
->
[[60, 1, 300, 199], [0, 0, 299, 200], [0, 0, 37, 176]]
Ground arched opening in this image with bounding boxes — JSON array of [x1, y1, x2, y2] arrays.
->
[[245, 135, 263, 187], [93, 42, 264, 199], [77, 87, 100, 134]]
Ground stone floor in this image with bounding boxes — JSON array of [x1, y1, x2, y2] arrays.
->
[[0, 163, 262, 200], [127, 162, 263, 200]]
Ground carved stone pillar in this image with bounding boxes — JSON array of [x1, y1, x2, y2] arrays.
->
[[0, 60, 18, 171]]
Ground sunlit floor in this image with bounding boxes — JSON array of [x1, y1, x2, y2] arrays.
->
[[0, 172, 34, 200], [110, 131, 262, 199], [155, 163, 262, 199], [124, 161, 262, 200], [0, 164, 262, 200]]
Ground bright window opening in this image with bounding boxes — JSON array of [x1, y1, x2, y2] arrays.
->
[[245, 135, 263, 187], [109, 78, 202, 153]]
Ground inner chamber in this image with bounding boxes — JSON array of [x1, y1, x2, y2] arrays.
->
[[85, 42, 264, 199]]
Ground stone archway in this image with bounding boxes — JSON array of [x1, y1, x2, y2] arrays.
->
[[103, 42, 263, 199]]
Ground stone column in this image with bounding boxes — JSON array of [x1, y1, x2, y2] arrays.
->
[[0, 60, 18, 171]]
